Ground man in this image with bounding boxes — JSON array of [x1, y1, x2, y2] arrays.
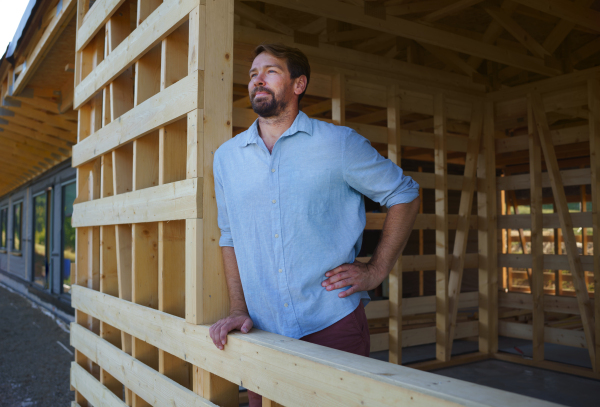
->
[[210, 43, 420, 405]]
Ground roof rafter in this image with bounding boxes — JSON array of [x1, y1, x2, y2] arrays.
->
[[257, 0, 561, 77], [421, 0, 485, 23], [511, 0, 600, 33]]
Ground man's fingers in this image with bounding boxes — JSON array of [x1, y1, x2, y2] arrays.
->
[[322, 271, 350, 287], [324, 263, 350, 277], [241, 318, 253, 333], [339, 285, 357, 298]]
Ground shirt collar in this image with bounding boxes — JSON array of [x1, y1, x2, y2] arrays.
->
[[239, 111, 313, 148]]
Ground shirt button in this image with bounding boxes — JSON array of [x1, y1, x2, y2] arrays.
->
[[272, 199, 276, 204], [284, 303, 288, 307], [278, 269, 282, 273], [275, 234, 279, 238], [271, 168, 276, 173]]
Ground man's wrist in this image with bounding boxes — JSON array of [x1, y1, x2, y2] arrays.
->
[[366, 261, 389, 284]]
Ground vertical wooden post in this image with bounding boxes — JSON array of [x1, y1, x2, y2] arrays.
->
[[186, 1, 238, 405], [387, 85, 402, 364], [528, 94, 544, 363], [99, 153, 122, 397], [434, 92, 449, 362], [447, 102, 483, 351], [332, 72, 345, 126], [418, 167, 424, 297], [588, 76, 600, 372], [477, 100, 498, 355]]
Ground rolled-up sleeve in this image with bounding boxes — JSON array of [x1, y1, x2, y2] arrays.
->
[[342, 129, 419, 207], [213, 155, 234, 247]]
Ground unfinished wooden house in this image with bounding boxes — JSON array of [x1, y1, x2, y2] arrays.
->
[[2, 0, 600, 405]]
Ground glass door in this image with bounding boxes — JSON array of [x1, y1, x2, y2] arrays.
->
[[33, 190, 52, 289]]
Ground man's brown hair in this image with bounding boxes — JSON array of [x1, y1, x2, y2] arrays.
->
[[253, 43, 311, 103]]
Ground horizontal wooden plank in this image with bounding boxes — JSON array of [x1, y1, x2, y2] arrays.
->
[[72, 286, 552, 407], [371, 320, 479, 352], [74, 0, 198, 108], [497, 168, 591, 191], [70, 362, 127, 407], [498, 321, 587, 349], [232, 108, 471, 151], [71, 325, 215, 407], [72, 72, 201, 167], [494, 85, 588, 125], [497, 254, 594, 271], [77, 0, 127, 52], [365, 292, 480, 320], [498, 291, 595, 315], [72, 178, 201, 227], [495, 125, 589, 154], [366, 213, 478, 230], [406, 171, 465, 190], [497, 212, 592, 229], [403, 321, 478, 348]]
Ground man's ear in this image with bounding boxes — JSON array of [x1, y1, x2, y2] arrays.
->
[[294, 75, 308, 96]]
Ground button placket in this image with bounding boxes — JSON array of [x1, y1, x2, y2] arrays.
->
[[270, 145, 295, 325]]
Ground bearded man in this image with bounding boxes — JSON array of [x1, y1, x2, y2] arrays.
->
[[209, 43, 420, 406]]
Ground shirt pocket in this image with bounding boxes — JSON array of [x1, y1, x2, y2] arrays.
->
[[286, 169, 331, 215]]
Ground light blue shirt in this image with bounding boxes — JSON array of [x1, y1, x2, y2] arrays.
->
[[214, 111, 419, 339]]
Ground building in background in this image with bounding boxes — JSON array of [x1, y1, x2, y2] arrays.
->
[[0, 0, 77, 321]]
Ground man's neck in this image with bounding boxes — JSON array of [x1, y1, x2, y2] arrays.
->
[[257, 107, 299, 153]]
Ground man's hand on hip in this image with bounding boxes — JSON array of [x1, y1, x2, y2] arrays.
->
[[322, 260, 386, 298], [209, 310, 253, 350]]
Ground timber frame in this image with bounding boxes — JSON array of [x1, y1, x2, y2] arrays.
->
[[64, 0, 599, 406]]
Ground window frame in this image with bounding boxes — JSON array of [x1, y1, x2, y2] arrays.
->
[[61, 180, 76, 295], [11, 200, 23, 254], [0, 206, 8, 251]]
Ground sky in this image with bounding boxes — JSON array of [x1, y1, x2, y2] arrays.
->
[[0, 0, 30, 56]]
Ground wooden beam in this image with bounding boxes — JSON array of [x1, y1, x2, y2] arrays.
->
[[588, 76, 600, 372], [483, 6, 550, 59], [530, 91, 596, 370], [387, 85, 401, 365], [421, 0, 484, 23], [331, 73, 345, 126], [510, 0, 600, 34], [447, 103, 483, 352], [234, 1, 293, 36], [528, 95, 544, 363], [434, 93, 449, 362], [260, 0, 561, 76], [478, 100, 498, 355], [189, 1, 239, 405], [385, 0, 455, 17]]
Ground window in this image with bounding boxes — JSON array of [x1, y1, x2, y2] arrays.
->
[[33, 191, 52, 289], [0, 207, 7, 249], [62, 182, 76, 293], [12, 202, 22, 252]]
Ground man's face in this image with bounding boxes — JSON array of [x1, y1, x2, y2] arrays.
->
[[248, 52, 296, 118]]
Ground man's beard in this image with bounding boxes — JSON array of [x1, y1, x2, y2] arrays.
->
[[250, 87, 288, 118]]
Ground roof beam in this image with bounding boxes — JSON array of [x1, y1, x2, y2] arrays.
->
[[8, 95, 60, 114], [12, 0, 76, 95], [421, 0, 485, 23], [0, 130, 68, 157], [1, 104, 77, 132], [234, 1, 294, 36], [0, 123, 73, 149], [0, 113, 76, 142], [259, 0, 561, 76], [484, 6, 550, 59], [385, 0, 455, 17], [511, 0, 600, 33]]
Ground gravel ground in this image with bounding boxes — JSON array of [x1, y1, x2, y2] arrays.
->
[[0, 285, 73, 407]]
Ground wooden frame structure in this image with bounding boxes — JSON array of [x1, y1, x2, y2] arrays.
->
[[66, 0, 599, 405]]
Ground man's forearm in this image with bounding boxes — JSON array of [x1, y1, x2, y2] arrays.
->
[[368, 197, 420, 279], [221, 246, 249, 314]]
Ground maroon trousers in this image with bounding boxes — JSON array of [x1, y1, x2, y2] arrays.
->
[[247, 303, 370, 407]]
